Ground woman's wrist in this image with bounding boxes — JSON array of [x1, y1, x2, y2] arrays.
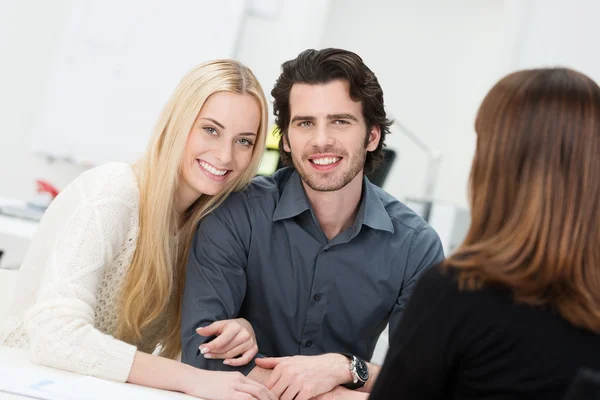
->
[[179, 362, 207, 394]]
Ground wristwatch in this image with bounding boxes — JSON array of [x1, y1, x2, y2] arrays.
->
[[340, 353, 369, 389]]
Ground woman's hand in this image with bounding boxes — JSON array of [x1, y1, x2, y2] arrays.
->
[[185, 370, 276, 400], [196, 318, 258, 366]]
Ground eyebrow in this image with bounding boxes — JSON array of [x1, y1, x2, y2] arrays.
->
[[290, 113, 359, 123], [201, 117, 225, 129], [328, 113, 359, 122]]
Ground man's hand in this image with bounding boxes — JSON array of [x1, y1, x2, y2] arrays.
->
[[196, 318, 258, 366], [254, 354, 351, 400]]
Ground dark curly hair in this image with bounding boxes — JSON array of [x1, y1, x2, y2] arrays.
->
[[271, 48, 393, 173]]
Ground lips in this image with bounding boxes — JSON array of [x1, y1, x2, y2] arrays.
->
[[197, 159, 231, 182]]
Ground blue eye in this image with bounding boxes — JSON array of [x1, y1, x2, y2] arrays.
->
[[203, 126, 218, 135], [237, 138, 254, 147]]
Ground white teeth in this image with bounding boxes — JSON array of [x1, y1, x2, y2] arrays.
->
[[312, 157, 340, 165], [198, 160, 227, 176]]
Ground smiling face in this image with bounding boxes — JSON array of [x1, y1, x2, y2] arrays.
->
[[283, 80, 380, 192], [179, 91, 261, 200]]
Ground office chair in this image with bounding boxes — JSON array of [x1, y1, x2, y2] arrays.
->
[[366, 148, 396, 188]]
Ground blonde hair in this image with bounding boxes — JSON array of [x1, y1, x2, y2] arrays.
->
[[115, 60, 268, 358]]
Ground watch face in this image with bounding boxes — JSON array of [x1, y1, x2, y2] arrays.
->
[[356, 359, 369, 381]]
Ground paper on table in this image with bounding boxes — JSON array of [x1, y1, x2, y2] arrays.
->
[[44, 376, 179, 400], [0, 364, 183, 400], [0, 364, 75, 400]]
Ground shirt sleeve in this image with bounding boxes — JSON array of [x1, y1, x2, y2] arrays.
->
[[387, 224, 445, 337], [369, 266, 461, 400], [23, 170, 138, 382], [180, 192, 263, 375]]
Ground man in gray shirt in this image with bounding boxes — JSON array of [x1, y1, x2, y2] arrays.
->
[[181, 48, 444, 399]]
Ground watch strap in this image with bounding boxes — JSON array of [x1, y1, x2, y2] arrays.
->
[[340, 353, 366, 390]]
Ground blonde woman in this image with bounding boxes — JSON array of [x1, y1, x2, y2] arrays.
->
[[0, 60, 276, 400]]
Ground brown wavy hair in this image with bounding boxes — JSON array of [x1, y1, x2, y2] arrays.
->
[[271, 48, 393, 173], [446, 68, 600, 333]]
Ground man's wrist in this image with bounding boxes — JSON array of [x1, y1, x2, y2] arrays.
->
[[248, 365, 271, 385], [330, 353, 353, 386]]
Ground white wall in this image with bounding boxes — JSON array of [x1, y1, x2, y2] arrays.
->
[[508, 0, 600, 84], [322, 0, 506, 207], [0, 0, 332, 202], [0, 0, 86, 202], [4, 0, 598, 209], [235, 0, 332, 117]]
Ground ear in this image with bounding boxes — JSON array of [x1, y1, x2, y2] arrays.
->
[[366, 125, 381, 152], [282, 132, 291, 153]]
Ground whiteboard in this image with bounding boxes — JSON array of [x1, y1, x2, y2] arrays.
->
[[33, 0, 248, 166]]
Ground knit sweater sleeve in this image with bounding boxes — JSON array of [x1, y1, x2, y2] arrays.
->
[[23, 163, 139, 382]]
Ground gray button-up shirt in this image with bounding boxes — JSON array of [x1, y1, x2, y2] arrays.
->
[[181, 168, 444, 374]]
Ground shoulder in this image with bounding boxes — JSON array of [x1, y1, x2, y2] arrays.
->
[[35, 163, 139, 252], [371, 184, 442, 253], [415, 264, 460, 294], [211, 167, 293, 218], [46, 162, 139, 233], [372, 184, 429, 233], [73, 162, 139, 207], [415, 264, 514, 310], [403, 264, 475, 316], [241, 167, 293, 203]]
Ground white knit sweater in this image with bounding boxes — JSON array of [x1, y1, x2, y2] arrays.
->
[[0, 162, 166, 382]]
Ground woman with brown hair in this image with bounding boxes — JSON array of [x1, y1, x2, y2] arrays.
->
[[367, 68, 600, 399]]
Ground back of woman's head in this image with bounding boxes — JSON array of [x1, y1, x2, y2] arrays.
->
[[117, 60, 268, 359], [448, 67, 600, 333]]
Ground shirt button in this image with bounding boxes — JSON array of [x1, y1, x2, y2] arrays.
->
[[305, 340, 312, 347], [313, 294, 321, 302]]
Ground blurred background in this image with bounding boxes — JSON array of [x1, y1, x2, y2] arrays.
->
[[1, 0, 599, 261]]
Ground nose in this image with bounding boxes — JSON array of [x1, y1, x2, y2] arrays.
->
[[312, 124, 335, 148], [212, 141, 233, 165]]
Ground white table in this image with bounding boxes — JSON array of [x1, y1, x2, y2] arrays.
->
[[0, 198, 40, 236], [0, 214, 38, 240], [0, 347, 195, 399], [0, 199, 39, 271]]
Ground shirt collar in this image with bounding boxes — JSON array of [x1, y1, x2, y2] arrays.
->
[[272, 170, 311, 222], [272, 170, 394, 234], [356, 176, 395, 234]]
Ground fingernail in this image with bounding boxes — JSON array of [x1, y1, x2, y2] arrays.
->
[[200, 347, 209, 354], [223, 360, 230, 365], [204, 353, 212, 359]]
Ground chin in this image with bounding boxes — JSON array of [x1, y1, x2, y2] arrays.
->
[[194, 182, 222, 196], [198, 175, 239, 196]]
